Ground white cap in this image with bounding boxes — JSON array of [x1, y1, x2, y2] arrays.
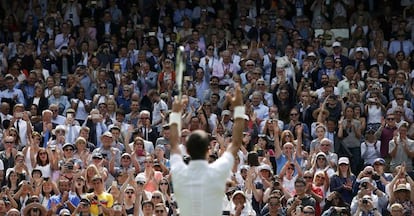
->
[[338, 157, 350, 165], [259, 164, 273, 173], [307, 52, 316, 57], [356, 47, 364, 52], [135, 173, 146, 183], [332, 42, 341, 47], [222, 110, 231, 116]]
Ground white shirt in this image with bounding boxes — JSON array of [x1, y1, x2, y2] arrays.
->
[[252, 103, 269, 121], [14, 119, 28, 147], [152, 99, 168, 131], [52, 115, 66, 125], [171, 151, 234, 216]]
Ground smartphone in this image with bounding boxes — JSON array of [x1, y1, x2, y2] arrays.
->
[[148, 32, 156, 36], [44, 177, 49, 181], [113, 64, 120, 71], [257, 149, 264, 157], [136, 149, 144, 156], [92, 114, 100, 119], [16, 112, 23, 118], [222, 211, 230, 215], [184, 76, 193, 82]]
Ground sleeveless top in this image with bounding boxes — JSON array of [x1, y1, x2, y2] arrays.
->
[[367, 105, 382, 124], [34, 163, 52, 178]]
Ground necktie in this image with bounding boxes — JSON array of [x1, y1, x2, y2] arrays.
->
[[16, 120, 20, 133], [270, 59, 276, 85]]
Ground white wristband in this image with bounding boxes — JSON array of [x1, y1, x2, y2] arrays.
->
[[233, 106, 246, 120], [169, 112, 182, 133]]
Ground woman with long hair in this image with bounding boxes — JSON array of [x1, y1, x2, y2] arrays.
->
[[72, 175, 88, 199], [312, 170, 329, 198], [73, 137, 91, 167], [22, 132, 42, 174], [158, 177, 174, 210], [105, 98, 118, 123], [35, 179, 59, 208], [309, 124, 327, 155], [330, 157, 356, 205], [33, 148, 58, 180], [83, 164, 106, 191], [64, 74, 79, 98], [157, 59, 175, 93], [5, 169, 20, 194]]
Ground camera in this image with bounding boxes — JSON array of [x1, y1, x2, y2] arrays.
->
[[372, 173, 380, 181], [273, 181, 280, 187], [362, 198, 369, 204], [361, 182, 368, 189], [113, 204, 122, 211]]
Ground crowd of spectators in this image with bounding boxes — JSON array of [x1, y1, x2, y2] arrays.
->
[[0, 0, 413, 215]]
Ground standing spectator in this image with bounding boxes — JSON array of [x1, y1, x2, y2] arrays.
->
[[148, 90, 168, 133], [361, 127, 382, 165], [86, 175, 113, 216], [388, 31, 414, 58], [47, 177, 80, 215], [286, 178, 316, 215], [389, 122, 414, 172], [377, 113, 398, 160], [1, 76, 25, 107], [54, 23, 72, 51], [330, 157, 356, 204], [338, 106, 362, 174]]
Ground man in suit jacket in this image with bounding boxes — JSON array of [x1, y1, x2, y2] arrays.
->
[[97, 11, 119, 44], [137, 110, 159, 145], [33, 110, 58, 147], [34, 27, 49, 56], [83, 110, 108, 148], [369, 51, 393, 78], [56, 46, 77, 77]]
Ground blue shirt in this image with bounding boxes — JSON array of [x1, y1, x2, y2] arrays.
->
[[0, 88, 25, 106], [276, 154, 302, 174], [47, 192, 80, 214]]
